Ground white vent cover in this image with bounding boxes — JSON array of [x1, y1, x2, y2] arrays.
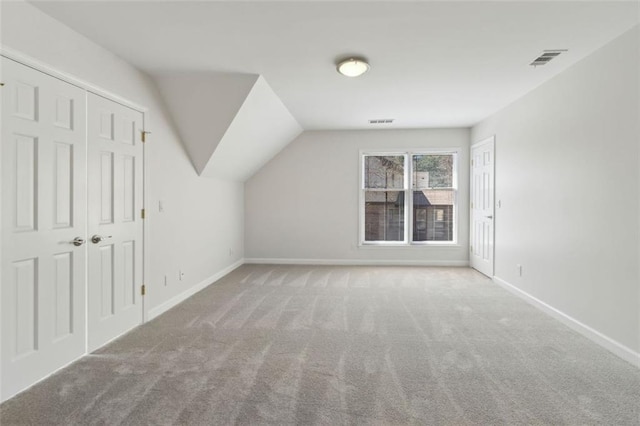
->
[[369, 119, 394, 124], [530, 50, 567, 67]]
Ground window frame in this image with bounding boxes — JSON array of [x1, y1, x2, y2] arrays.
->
[[359, 148, 459, 246]]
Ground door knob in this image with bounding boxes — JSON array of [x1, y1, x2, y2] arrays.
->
[[71, 237, 85, 247], [91, 235, 112, 244]]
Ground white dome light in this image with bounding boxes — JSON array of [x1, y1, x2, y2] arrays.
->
[[337, 58, 370, 77]]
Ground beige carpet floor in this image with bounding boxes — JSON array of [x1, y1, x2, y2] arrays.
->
[[1, 265, 639, 425]]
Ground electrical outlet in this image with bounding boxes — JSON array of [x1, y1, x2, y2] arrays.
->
[[179, 270, 185, 281], [164, 275, 168, 286], [228, 248, 234, 257], [517, 264, 523, 277]]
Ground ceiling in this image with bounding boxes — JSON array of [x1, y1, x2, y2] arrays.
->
[[30, 1, 639, 130]]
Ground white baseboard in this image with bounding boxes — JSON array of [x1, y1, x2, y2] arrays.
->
[[244, 258, 469, 267], [147, 259, 245, 321], [493, 276, 640, 368], [0, 352, 85, 403], [3, 259, 245, 403]]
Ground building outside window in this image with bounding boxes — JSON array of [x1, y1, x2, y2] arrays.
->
[[360, 151, 457, 245]]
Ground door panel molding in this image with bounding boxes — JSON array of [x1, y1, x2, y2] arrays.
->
[[87, 93, 144, 352], [470, 136, 495, 277], [1, 57, 87, 401], [1, 54, 148, 402]]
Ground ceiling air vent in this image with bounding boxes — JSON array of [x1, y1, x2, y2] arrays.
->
[[530, 49, 567, 67], [369, 119, 394, 124]]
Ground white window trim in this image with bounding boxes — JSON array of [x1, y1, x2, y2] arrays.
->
[[359, 148, 460, 247]]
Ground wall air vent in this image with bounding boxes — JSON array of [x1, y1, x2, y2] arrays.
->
[[369, 119, 394, 124], [530, 50, 567, 67]]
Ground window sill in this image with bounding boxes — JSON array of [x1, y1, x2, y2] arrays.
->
[[358, 243, 462, 249]]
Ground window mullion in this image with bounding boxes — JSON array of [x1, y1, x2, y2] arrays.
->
[[406, 153, 412, 244]]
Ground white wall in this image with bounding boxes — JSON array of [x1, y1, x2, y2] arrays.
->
[[245, 129, 470, 265], [1, 1, 245, 316], [472, 26, 640, 355]]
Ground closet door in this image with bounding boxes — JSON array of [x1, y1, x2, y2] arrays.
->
[[1, 57, 87, 401], [87, 93, 144, 351]]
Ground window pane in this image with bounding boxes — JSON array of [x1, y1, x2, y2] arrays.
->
[[412, 154, 453, 188], [364, 156, 405, 189], [412, 190, 454, 241], [364, 191, 404, 241]]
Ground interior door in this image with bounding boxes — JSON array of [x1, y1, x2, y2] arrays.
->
[[470, 137, 495, 277], [87, 93, 144, 352], [1, 57, 87, 401]]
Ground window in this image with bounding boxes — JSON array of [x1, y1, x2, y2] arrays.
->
[[360, 151, 457, 245]]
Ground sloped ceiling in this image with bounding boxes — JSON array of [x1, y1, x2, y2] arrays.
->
[[201, 76, 302, 181], [155, 72, 302, 181], [30, 1, 640, 130], [154, 72, 259, 176], [28, 1, 639, 180]]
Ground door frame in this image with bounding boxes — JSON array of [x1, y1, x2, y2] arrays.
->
[[0, 47, 150, 326], [469, 135, 496, 277]]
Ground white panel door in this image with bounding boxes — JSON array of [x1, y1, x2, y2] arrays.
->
[[87, 93, 144, 351], [470, 137, 495, 277], [1, 57, 87, 401]]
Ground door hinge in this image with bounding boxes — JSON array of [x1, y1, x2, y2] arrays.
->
[[141, 284, 146, 296], [470, 245, 473, 252], [141, 131, 151, 143], [141, 208, 146, 219], [471, 159, 474, 166], [471, 202, 474, 209]]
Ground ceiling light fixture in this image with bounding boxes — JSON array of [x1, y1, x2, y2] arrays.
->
[[336, 57, 370, 77]]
